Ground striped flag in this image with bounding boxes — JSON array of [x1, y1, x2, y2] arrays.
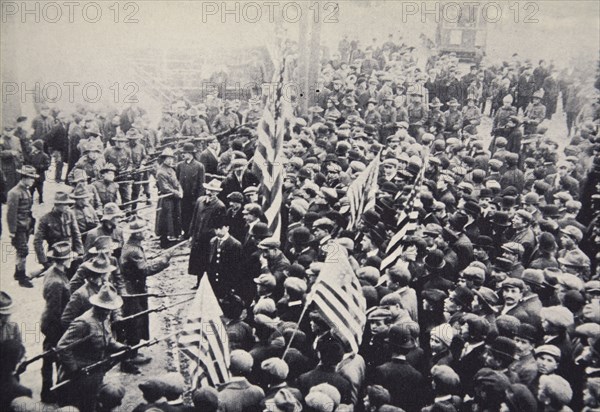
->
[[380, 149, 430, 272], [346, 151, 381, 230], [308, 242, 367, 353], [252, 58, 291, 240], [178, 276, 231, 388]]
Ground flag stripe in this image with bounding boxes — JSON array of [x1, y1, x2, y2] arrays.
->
[[346, 153, 381, 230], [178, 276, 231, 389]]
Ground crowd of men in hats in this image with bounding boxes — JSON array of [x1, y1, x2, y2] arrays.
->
[[1, 30, 600, 412]]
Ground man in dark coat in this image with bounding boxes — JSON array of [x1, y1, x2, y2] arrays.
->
[[207, 218, 242, 299], [188, 179, 226, 289], [197, 135, 220, 175], [176, 143, 205, 238], [369, 324, 425, 412], [218, 158, 259, 204]]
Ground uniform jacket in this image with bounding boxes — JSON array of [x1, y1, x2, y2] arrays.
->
[[34, 209, 83, 265], [71, 156, 106, 183], [121, 237, 169, 294], [73, 204, 99, 234], [6, 181, 33, 233], [57, 308, 124, 373], [83, 225, 124, 259], [91, 180, 121, 206], [155, 164, 182, 237], [61, 282, 101, 329], [41, 266, 71, 338], [103, 146, 131, 174]]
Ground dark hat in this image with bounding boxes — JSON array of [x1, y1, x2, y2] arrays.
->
[[386, 324, 416, 349], [496, 315, 521, 338], [473, 287, 499, 313], [32, 139, 44, 151], [139, 378, 164, 401], [463, 200, 481, 217], [250, 222, 272, 239], [540, 204, 561, 218], [100, 163, 117, 174], [425, 249, 446, 271], [493, 257, 514, 273], [453, 286, 474, 308], [492, 212, 511, 227], [538, 231, 557, 253], [474, 235, 494, 250], [89, 283, 123, 310], [288, 226, 315, 245], [505, 384, 538, 412], [227, 191, 244, 203], [362, 210, 381, 229], [192, 387, 219, 411], [521, 269, 546, 287], [487, 336, 518, 360], [182, 142, 197, 153], [448, 212, 468, 231], [0, 292, 14, 314], [515, 323, 539, 343], [422, 289, 448, 304]]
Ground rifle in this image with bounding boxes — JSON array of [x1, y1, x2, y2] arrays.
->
[[50, 329, 183, 392], [116, 166, 155, 179], [16, 335, 93, 376], [120, 193, 172, 208], [146, 238, 190, 260], [121, 291, 196, 299], [112, 296, 194, 324]]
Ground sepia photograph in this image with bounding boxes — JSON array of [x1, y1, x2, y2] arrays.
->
[[1, 1, 599, 411]]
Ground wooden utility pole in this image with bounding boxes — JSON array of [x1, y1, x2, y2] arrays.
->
[[297, 3, 322, 116]]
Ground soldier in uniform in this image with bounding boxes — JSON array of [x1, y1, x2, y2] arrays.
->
[[212, 102, 240, 135], [523, 89, 547, 135], [155, 148, 183, 248], [70, 184, 99, 237], [6, 165, 38, 288], [91, 164, 121, 206], [70, 140, 106, 185], [426, 98, 446, 138], [462, 95, 482, 136], [27, 140, 50, 204], [84, 203, 124, 260], [407, 89, 428, 137], [0, 121, 25, 191], [443, 98, 463, 139], [378, 96, 398, 140], [121, 218, 174, 366], [490, 94, 518, 153], [34, 191, 83, 271], [341, 96, 361, 119], [104, 134, 131, 206], [56, 283, 127, 411], [181, 108, 210, 137], [126, 129, 151, 208], [364, 99, 383, 129], [39, 241, 73, 402]]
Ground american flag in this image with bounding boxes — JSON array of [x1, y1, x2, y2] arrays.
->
[[252, 57, 291, 239], [308, 242, 367, 353], [346, 151, 381, 230], [178, 276, 231, 388], [380, 149, 430, 272]]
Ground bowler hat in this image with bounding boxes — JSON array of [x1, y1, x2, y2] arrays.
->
[[386, 324, 416, 349], [227, 192, 244, 203], [288, 227, 315, 245], [425, 249, 446, 271], [182, 142, 196, 153], [250, 222, 272, 239]]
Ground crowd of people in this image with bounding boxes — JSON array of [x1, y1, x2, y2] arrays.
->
[[1, 31, 600, 412]]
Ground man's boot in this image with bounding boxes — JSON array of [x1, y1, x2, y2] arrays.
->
[[15, 268, 33, 288]]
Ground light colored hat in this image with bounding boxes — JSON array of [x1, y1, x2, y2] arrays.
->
[[230, 349, 254, 374], [203, 179, 222, 192], [89, 283, 123, 310], [541, 306, 574, 329], [261, 357, 289, 380], [431, 323, 455, 348]]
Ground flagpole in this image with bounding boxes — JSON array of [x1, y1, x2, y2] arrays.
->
[[281, 298, 312, 360]]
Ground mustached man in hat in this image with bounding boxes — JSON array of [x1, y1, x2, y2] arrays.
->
[[219, 157, 259, 205], [188, 179, 226, 289], [155, 148, 183, 248], [176, 142, 206, 238], [39, 241, 74, 402], [56, 283, 129, 411], [6, 165, 38, 287], [34, 191, 83, 272]]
